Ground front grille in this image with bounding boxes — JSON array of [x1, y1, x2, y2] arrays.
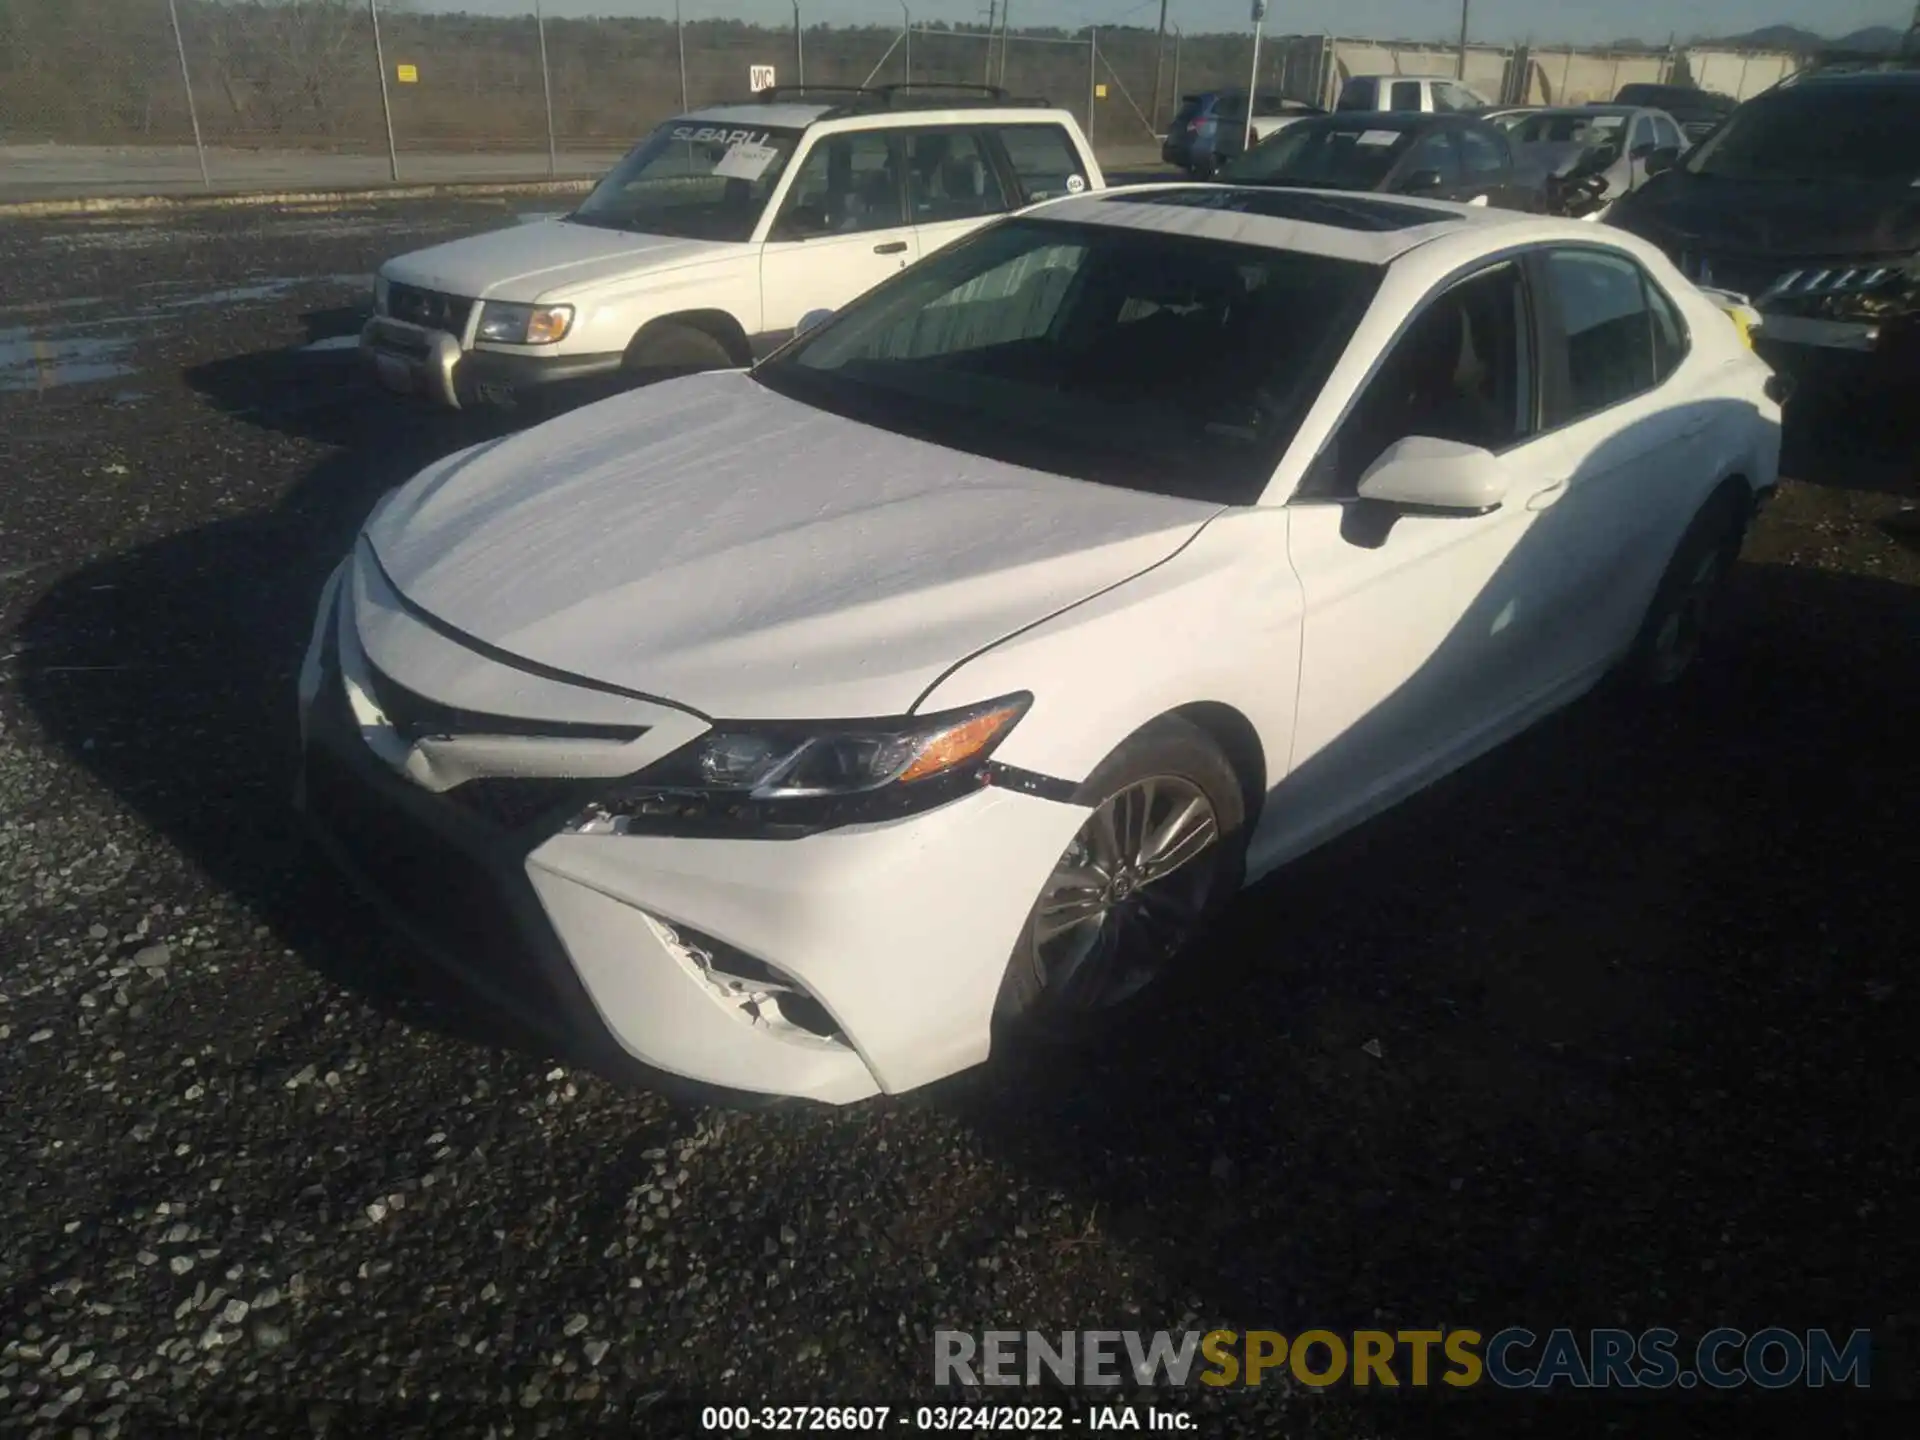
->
[[386, 283, 475, 334], [304, 744, 560, 1018], [444, 776, 594, 834], [360, 661, 647, 746]]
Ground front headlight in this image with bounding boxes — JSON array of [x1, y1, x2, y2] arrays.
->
[[564, 694, 1031, 838], [475, 301, 574, 345]]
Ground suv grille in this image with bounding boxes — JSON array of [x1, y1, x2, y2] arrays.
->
[[386, 283, 475, 334]]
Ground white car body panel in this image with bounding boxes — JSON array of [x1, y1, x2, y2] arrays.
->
[[362, 371, 1222, 720], [305, 190, 1783, 1103]]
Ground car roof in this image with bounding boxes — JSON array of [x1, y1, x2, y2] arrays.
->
[[1027, 183, 1538, 265], [1294, 111, 1472, 133]]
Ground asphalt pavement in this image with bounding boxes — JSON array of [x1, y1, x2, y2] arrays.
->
[[0, 198, 1915, 1438]]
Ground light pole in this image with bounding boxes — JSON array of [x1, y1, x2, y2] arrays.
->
[[902, 4, 912, 82], [368, 0, 399, 183], [165, 0, 210, 188], [1245, 0, 1266, 158], [1456, 0, 1471, 80], [792, 1, 805, 86], [534, 0, 555, 178]]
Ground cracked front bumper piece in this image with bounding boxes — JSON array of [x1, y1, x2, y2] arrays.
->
[[293, 578, 1089, 1103]]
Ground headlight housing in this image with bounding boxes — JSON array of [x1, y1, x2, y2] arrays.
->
[[564, 694, 1031, 838], [1759, 259, 1920, 324], [475, 301, 575, 345]]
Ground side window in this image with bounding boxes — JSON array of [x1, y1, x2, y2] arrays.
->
[[1653, 115, 1684, 151], [903, 129, 1009, 224], [1399, 131, 1461, 188], [1457, 126, 1508, 175], [1308, 262, 1532, 497], [1434, 82, 1477, 113], [992, 124, 1088, 204], [1336, 79, 1374, 111], [771, 132, 903, 239], [1647, 275, 1689, 381], [1628, 115, 1656, 155], [1540, 249, 1659, 424], [1388, 80, 1423, 112]]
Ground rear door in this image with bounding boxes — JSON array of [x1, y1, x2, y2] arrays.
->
[[1388, 79, 1426, 113], [902, 126, 1017, 262], [988, 120, 1097, 205], [1522, 245, 1719, 664], [758, 129, 917, 340]]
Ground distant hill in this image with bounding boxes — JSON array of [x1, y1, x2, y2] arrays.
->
[[1719, 22, 1904, 53]]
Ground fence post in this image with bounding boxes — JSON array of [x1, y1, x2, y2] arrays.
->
[[983, 1, 997, 85], [1172, 26, 1181, 112], [1456, 0, 1470, 79], [1087, 29, 1097, 142], [676, 1, 688, 110], [535, 0, 556, 178], [368, 0, 400, 182], [901, 5, 911, 82], [164, 0, 210, 189], [1150, 0, 1168, 130], [792, 1, 805, 86]]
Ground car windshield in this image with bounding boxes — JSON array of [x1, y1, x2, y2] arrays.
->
[[569, 120, 803, 241], [753, 218, 1382, 505], [1509, 112, 1628, 155], [1685, 88, 1920, 184], [1220, 123, 1413, 189]]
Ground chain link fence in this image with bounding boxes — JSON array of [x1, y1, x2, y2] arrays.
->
[[0, 1, 1806, 196]]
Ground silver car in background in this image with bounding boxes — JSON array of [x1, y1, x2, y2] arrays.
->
[[1505, 104, 1689, 218]]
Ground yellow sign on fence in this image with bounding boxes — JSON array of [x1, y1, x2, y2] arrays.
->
[[1094, 83, 1108, 99], [396, 63, 419, 84]]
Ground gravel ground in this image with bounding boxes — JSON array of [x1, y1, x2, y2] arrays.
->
[[1, 201, 1915, 1439]]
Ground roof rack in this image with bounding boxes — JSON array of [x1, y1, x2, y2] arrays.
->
[[752, 83, 1053, 116]]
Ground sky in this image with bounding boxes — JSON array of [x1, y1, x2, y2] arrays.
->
[[413, 0, 1914, 47]]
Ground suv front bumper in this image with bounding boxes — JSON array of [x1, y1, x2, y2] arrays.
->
[[360, 316, 623, 410]]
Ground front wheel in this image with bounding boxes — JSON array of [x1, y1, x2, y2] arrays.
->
[[996, 716, 1247, 1031]]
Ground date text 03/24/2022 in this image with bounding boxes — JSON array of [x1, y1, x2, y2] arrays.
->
[[700, 1404, 1195, 1431]]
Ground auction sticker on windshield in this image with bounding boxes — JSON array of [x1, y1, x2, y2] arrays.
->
[[714, 142, 780, 181], [1357, 130, 1401, 147]]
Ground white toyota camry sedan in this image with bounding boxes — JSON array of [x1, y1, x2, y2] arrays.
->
[[297, 185, 1786, 1104]]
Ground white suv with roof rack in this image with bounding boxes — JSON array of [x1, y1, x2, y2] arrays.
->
[[360, 84, 1104, 411]]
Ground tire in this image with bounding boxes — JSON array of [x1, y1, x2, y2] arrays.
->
[[1618, 488, 1749, 691], [994, 715, 1248, 1034], [621, 320, 741, 384]]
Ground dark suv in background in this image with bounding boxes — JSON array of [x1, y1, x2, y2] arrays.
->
[[1162, 90, 1325, 177], [1612, 82, 1738, 142], [1607, 68, 1920, 382]]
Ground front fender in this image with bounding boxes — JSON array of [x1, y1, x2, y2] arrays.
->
[[918, 508, 1303, 797]]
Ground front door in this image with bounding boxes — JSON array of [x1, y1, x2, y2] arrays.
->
[[1267, 258, 1577, 861], [758, 130, 918, 342]]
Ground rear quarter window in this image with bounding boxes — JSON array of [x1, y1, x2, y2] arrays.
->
[[993, 124, 1089, 203]]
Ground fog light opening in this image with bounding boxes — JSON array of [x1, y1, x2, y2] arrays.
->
[[649, 917, 848, 1046]]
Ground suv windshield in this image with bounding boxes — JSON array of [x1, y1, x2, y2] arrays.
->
[[1685, 88, 1920, 184], [1221, 122, 1411, 189], [1509, 111, 1627, 155], [754, 218, 1381, 504], [570, 120, 803, 241]]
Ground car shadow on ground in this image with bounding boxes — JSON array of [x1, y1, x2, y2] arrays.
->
[[16, 346, 1918, 1426]]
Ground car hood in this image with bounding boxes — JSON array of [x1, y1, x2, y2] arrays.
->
[[363, 371, 1222, 720], [380, 219, 734, 303], [1615, 172, 1920, 259]]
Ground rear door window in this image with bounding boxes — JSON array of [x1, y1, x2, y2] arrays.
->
[[903, 128, 1010, 224], [1652, 115, 1684, 150], [991, 124, 1088, 203], [1388, 80, 1424, 112], [1539, 248, 1664, 423], [1336, 78, 1376, 111]]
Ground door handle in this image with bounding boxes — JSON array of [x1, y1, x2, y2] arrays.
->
[[873, 240, 909, 255], [1526, 477, 1569, 511]]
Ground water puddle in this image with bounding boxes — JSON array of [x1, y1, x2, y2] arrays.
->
[[0, 331, 136, 393]]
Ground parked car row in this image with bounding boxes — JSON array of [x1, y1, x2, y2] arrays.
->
[[314, 80, 1805, 1106]]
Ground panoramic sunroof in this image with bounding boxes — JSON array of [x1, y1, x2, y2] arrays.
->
[[1112, 188, 1461, 232]]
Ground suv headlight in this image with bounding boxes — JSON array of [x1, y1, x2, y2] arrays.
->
[[564, 694, 1031, 838], [475, 302, 574, 345]]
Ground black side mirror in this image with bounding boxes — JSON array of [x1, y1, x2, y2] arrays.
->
[[1643, 147, 1678, 175], [1401, 168, 1445, 193]]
